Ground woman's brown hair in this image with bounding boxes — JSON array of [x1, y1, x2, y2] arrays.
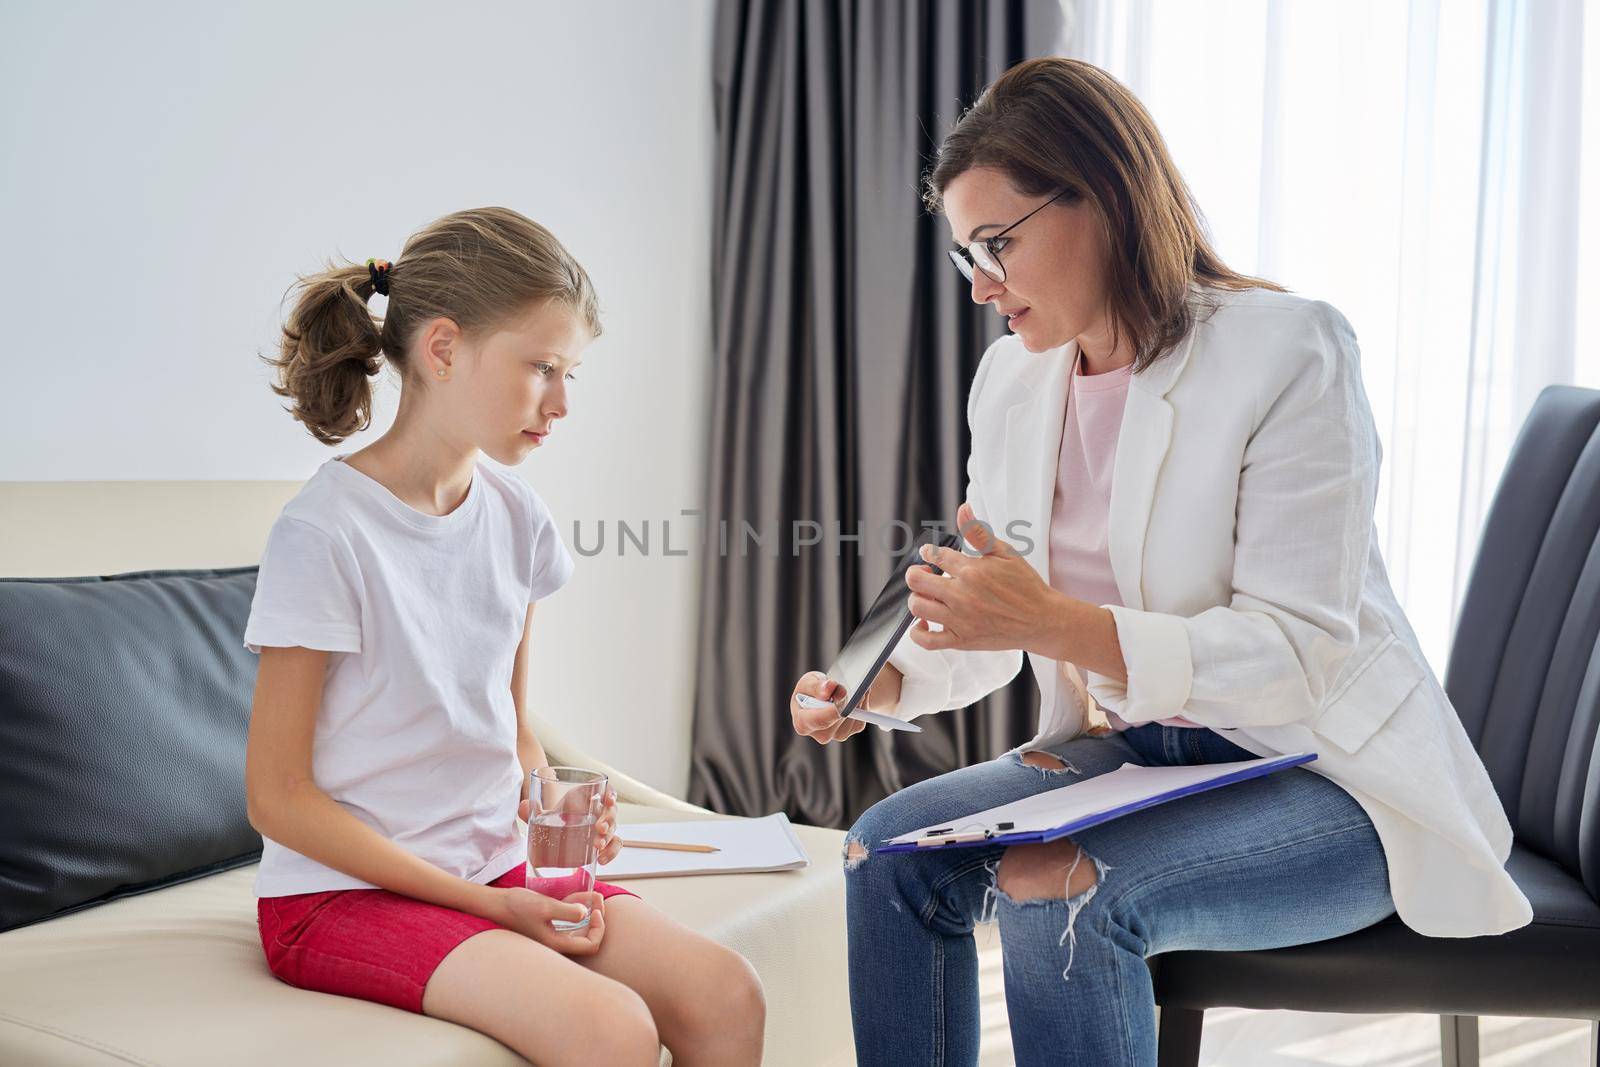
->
[[265, 206, 602, 445], [925, 57, 1281, 370]]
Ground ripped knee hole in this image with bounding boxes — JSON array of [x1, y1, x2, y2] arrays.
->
[[995, 840, 1099, 902], [1014, 750, 1077, 776]]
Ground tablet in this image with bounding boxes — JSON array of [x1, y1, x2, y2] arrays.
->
[[823, 529, 962, 733]]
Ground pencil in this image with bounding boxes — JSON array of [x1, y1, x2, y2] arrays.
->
[[621, 840, 721, 854]]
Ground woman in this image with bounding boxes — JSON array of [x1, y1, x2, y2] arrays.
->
[[788, 58, 1529, 1066]]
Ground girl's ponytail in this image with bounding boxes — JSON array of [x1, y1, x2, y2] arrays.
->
[[266, 262, 387, 445], [265, 207, 600, 446]]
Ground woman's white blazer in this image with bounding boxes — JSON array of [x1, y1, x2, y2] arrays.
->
[[887, 285, 1531, 938]]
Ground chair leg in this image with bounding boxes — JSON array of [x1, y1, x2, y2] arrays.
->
[[1440, 1015, 1480, 1067], [1156, 1006, 1204, 1067]]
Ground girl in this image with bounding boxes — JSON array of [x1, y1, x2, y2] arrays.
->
[[245, 206, 764, 1066]]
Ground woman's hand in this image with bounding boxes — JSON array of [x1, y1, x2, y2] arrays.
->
[[490, 886, 607, 956], [907, 502, 1070, 657], [789, 666, 903, 745]]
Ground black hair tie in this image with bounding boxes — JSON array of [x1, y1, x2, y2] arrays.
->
[[365, 258, 392, 296]]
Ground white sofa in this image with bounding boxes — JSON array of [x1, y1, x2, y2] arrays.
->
[[0, 712, 852, 1066], [0, 482, 1012, 1065]]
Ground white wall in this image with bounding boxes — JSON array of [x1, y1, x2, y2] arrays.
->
[[0, 1, 716, 796]]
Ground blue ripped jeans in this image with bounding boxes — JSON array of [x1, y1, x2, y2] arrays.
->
[[842, 724, 1395, 1066]]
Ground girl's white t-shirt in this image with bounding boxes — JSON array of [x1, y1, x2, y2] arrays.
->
[[243, 455, 574, 898]]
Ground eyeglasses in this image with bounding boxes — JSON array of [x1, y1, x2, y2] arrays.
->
[[946, 188, 1072, 285]]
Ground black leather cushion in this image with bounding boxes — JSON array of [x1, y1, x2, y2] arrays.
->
[[0, 568, 262, 932], [1154, 846, 1600, 1019], [1445, 386, 1600, 897]]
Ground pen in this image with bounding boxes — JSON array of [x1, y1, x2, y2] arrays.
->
[[621, 841, 721, 854], [916, 821, 1017, 846], [915, 831, 990, 846]]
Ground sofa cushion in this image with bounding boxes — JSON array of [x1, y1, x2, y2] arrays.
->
[[0, 568, 262, 933], [0, 804, 857, 1067]]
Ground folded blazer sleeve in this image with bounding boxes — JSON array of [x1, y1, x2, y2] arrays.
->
[[884, 339, 1023, 723], [1087, 302, 1380, 730]]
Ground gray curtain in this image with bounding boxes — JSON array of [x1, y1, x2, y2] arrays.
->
[[688, 0, 1063, 828]]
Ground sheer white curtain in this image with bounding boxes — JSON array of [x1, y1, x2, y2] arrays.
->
[[1062, 0, 1595, 673]]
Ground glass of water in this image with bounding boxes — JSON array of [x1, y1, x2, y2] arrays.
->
[[526, 766, 608, 932]]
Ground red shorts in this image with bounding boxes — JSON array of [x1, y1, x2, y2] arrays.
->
[[256, 863, 638, 1014]]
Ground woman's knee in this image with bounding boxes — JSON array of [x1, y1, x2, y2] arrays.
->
[[1018, 749, 1072, 772], [996, 839, 1100, 902], [843, 797, 903, 872]]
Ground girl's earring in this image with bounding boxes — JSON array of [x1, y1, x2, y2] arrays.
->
[[435, 369, 448, 379]]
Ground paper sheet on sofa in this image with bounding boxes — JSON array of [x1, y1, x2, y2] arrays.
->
[[602, 813, 811, 878], [877, 753, 1316, 853]]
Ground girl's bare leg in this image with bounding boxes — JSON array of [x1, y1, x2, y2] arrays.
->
[[422, 928, 661, 1066], [576, 896, 766, 1067]]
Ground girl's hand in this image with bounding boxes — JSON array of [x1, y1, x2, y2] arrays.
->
[[492, 886, 606, 956], [594, 788, 621, 865], [517, 788, 621, 865]]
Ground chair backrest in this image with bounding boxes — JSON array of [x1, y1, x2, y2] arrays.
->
[[1445, 385, 1600, 901]]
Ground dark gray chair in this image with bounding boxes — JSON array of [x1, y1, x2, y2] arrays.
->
[[1153, 385, 1600, 1067]]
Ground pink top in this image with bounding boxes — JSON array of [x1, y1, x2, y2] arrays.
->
[[1047, 351, 1199, 730]]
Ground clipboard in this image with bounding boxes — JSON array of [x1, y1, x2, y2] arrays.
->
[[874, 752, 1317, 853]]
